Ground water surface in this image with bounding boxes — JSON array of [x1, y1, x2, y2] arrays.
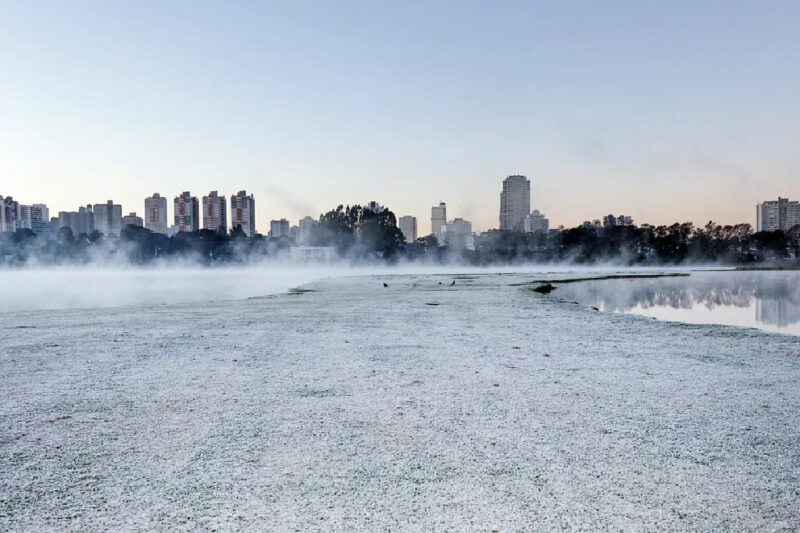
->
[[554, 270, 800, 335]]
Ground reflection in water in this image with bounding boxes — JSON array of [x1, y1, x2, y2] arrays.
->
[[554, 271, 800, 335]]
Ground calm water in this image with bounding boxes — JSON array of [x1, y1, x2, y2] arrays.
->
[[554, 270, 800, 336]]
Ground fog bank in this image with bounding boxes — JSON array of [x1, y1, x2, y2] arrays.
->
[[0, 264, 691, 312]]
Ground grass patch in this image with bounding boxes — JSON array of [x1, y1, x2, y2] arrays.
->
[[530, 283, 556, 294], [288, 287, 315, 295], [512, 272, 689, 286]]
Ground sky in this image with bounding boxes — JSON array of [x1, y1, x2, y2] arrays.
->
[[1, 1, 799, 234]]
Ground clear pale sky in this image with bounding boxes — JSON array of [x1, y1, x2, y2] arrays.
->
[[1, 1, 798, 234]]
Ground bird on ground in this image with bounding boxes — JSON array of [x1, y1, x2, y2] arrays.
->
[[383, 282, 388, 288], [450, 280, 456, 286]]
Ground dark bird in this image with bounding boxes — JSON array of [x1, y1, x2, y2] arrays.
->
[[450, 280, 455, 286], [383, 282, 388, 288]]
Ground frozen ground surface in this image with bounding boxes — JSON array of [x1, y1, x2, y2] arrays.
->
[[1, 272, 799, 531]]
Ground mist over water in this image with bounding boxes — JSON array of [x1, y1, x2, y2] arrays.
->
[[0, 264, 543, 312], [0, 264, 686, 312]]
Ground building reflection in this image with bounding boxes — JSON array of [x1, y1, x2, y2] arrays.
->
[[555, 273, 800, 329]]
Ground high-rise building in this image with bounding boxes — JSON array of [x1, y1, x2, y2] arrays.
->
[[500, 175, 531, 231], [231, 190, 256, 237], [29, 204, 53, 239], [0, 196, 19, 232], [144, 193, 168, 234], [431, 202, 447, 235], [524, 210, 550, 233], [439, 218, 473, 249], [757, 198, 800, 232], [398, 215, 418, 243], [122, 212, 143, 228], [269, 219, 290, 238], [56, 205, 94, 236], [202, 191, 227, 235], [93, 201, 123, 236], [17, 205, 33, 230], [364, 201, 387, 213], [298, 216, 317, 244], [174, 191, 200, 233], [30, 204, 49, 224]]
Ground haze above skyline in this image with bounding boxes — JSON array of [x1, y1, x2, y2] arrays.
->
[[1, 1, 798, 234]]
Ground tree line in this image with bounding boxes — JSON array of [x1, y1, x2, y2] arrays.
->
[[1, 207, 798, 266]]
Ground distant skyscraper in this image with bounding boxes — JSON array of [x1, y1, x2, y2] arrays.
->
[[144, 193, 168, 234], [56, 205, 94, 236], [269, 219, 290, 238], [17, 205, 33, 230], [202, 191, 227, 235], [29, 204, 53, 239], [298, 216, 317, 244], [363, 201, 387, 213], [757, 197, 800, 232], [500, 175, 531, 231], [231, 190, 256, 237], [0, 196, 19, 232], [93, 201, 122, 236], [440, 218, 473, 249], [122, 212, 143, 228], [174, 191, 200, 233], [431, 202, 447, 235], [30, 204, 49, 224], [524, 210, 550, 233], [398, 215, 418, 243]]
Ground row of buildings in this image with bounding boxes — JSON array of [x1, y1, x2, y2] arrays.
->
[[1, 191, 259, 239], [140, 191, 256, 237], [5, 182, 797, 246], [393, 175, 552, 249]]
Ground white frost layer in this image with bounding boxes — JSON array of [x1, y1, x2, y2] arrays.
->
[[1, 272, 798, 531]]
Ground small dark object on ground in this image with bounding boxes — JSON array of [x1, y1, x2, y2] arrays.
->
[[383, 282, 388, 288], [425, 302, 440, 306], [288, 287, 315, 295], [591, 305, 599, 311], [531, 283, 555, 294], [450, 280, 455, 286], [544, 353, 550, 357]]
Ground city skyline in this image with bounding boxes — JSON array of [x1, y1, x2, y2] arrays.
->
[[2, 186, 798, 238], [2, 2, 799, 231]]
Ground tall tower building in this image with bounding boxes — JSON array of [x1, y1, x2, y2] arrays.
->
[[17, 205, 33, 230], [269, 219, 290, 238], [0, 196, 19, 232], [202, 191, 227, 235], [174, 191, 200, 233], [93, 200, 122, 236], [298, 216, 317, 244], [431, 202, 447, 235], [398, 215, 418, 243], [757, 197, 800, 232], [231, 190, 256, 237], [122, 212, 143, 227], [500, 175, 531, 231], [144, 193, 168, 234]]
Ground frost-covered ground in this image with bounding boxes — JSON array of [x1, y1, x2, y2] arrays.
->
[[1, 271, 799, 531]]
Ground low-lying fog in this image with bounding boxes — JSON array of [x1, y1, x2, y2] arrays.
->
[[0, 264, 629, 311]]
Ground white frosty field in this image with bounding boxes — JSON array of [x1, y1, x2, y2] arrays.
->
[[1, 271, 799, 531]]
